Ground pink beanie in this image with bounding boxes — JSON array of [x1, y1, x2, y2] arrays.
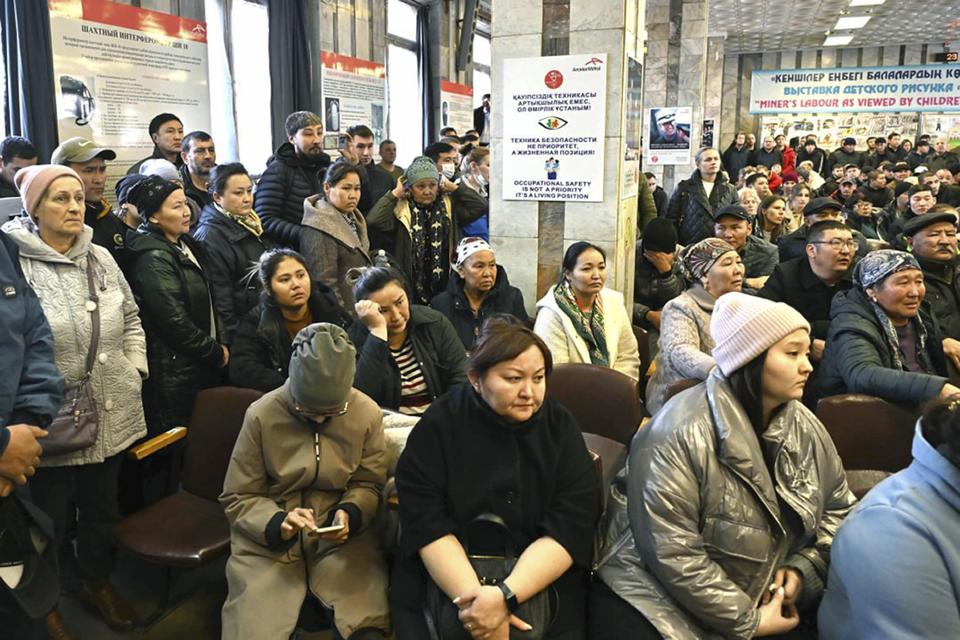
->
[[13, 164, 83, 218], [710, 292, 810, 376]]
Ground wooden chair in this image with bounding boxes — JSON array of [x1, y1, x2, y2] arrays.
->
[[815, 393, 918, 498], [114, 386, 263, 619]]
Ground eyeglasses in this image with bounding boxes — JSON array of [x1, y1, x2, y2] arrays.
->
[[810, 239, 857, 250], [295, 401, 350, 421]]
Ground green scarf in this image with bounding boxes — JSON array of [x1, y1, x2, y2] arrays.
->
[[553, 282, 609, 367]]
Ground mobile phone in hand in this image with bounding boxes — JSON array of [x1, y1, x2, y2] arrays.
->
[[310, 523, 346, 536]]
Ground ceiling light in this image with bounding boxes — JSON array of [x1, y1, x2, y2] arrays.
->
[[849, 0, 885, 5], [835, 16, 871, 29], [824, 35, 855, 46]]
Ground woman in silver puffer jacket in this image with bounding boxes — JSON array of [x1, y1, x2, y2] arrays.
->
[[591, 293, 856, 640]]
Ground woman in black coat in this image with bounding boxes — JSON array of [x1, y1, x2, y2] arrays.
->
[[392, 319, 600, 639], [192, 163, 273, 344], [229, 249, 350, 392], [349, 264, 467, 414], [430, 237, 528, 350], [125, 177, 228, 435], [812, 249, 960, 407]]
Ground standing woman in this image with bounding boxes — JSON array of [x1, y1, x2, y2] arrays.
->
[[458, 146, 490, 240], [393, 319, 600, 639], [192, 162, 273, 344], [2, 165, 148, 633], [229, 249, 350, 392], [593, 293, 856, 640], [301, 161, 371, 312], [125, 176, 228, 436], [534, 241, 640, 380]]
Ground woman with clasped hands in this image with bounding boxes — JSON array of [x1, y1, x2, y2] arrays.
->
[[392, 318, 600, 639]]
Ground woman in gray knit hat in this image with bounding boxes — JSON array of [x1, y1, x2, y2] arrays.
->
[[593, 292, 855, 640]]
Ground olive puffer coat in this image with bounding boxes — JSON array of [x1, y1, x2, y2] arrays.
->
[[597, 370, 856, 639], [125, 227, 224, 435], [2, 218, 147, 466]]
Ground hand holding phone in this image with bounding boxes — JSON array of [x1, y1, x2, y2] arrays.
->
[[309, 523, 346, 536], [312, 509, 351, 545]]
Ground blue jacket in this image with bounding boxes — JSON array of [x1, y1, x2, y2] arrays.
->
[[819, 426, 960, 638], [0, 231, 63, 455]]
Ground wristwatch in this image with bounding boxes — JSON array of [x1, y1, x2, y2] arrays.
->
[[497, 581, 520, 613]]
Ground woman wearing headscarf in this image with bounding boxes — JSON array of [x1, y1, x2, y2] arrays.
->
[[124, 176, 228, 436], [366, 156, 487, 304], [2, 165, 148, 634], [534, 242, 640, 381], [430, 237, 528, 351], [645, 238, 744, 414], [593, 293, 856, 640], [812, 249, 960, 406]]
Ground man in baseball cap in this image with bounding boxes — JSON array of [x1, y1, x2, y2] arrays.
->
[[50, 136, 128, 260], [777, 197, 868, 262], [711, 202, 777, 290]]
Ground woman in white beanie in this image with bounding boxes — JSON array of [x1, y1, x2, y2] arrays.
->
[[591, 292, 855, 640], [645, 238, 744, 414]]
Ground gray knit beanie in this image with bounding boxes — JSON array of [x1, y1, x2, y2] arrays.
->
[[404, 156, 440, 185], [288, 323, 356, 412], [710, 292, 810, 376]]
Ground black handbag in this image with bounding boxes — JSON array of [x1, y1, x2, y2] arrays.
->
[[44, 257, 101, 456], [423, 513, 557, 640]]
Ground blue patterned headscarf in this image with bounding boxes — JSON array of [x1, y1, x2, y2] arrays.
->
[[853, 250, 920, 291]]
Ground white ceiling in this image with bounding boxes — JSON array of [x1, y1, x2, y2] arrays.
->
[[709, 0, 960, 54]]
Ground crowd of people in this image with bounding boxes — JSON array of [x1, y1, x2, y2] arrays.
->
[[0, 107, 959, 640]]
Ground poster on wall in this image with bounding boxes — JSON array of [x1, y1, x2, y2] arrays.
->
[[621, 57, 643, 199], [759, 113, 920, 151], [321, 51, 386, 150], [701, 119, 714, 148], [502, 54, 607, 202], [921, 113, 960, 148], [647, 106, 692, 165], [48, 0, 210, 186], [440, 81, 474, 136], [750, 65, 960, 114]]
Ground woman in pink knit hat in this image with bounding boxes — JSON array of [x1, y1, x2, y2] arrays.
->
[[591, 292, 855, 640]]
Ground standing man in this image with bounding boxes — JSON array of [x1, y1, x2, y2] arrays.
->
[[829, 137, 862, 173], [0, 137, 37, 198], [752, 136, 783, 170], [886, 132, 907, 162], [180, 131, 216, 210], [51, 137, 129, 260], [254, 111, 330, 248], [347, 124, 395, 212], [126, 112, 184, 174], [664, 147, 738, 245], [0, 230, 63, 639], [473, 94, 491, 146], [645, 172, 668, 217], [377, 140, 404, 180], [862, 136, 893, 171], [907, 138, 932, 171], [921, 171, 960, 208], [928, 137, 960, 175], [796, 137, 827, 175]]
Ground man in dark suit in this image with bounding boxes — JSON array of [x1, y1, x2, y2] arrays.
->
[[473, 94, 491, 146]]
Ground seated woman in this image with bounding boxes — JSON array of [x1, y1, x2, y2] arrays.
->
[[737, 185, 760, 217], [229, 249, 350, 392], [392, 319, 600, 639], [192, 162, 273, 344], [754, 194, 790, 244], [819, 398, 960, 638], [430, 237, 528, 351], [301, 161, 372, 313], [786, 183, 812, 231], [125, 176, 229, 435], [812, 250, 960, 406], [220, 323, 390, 640], [349, 264, 466, 414], [367, 156, 487, 304], [646, 238, 744, 414], [534, 241, 640, 380], [592, 293, 856, 640]]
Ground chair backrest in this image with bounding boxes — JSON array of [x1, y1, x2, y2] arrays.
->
[[182, 386, 264, 500], [633, 325, 651, 380], [546, 363, 643, 446], [815, 394, 917, 472]]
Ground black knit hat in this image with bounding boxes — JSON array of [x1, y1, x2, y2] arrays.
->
[[129, 175, 181, 220], [641, 218, 678, 253], [115, 173, 149, 205]]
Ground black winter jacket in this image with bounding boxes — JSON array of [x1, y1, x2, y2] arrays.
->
[[125, 228, 224, 434], [777, 225, 870, 263], [192, 204, 274, 344], [348, 304, 467, 411], [721, 145, 751, 182], [663, 170, 738, 246], [757, 257, 852, 340], [180, 164, 213, 211], [811, 287, 948, 407], [429, 266, 529, 350], [633, 240, 685, 328], [85, 200, 131, 269], [228, 284, 351, 392], [797, 147, 828, 175], [650, 185, 668, 218], [126, 146, 184, 175], [917, 255, 960, 341], [254, 142, 332, 248]]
